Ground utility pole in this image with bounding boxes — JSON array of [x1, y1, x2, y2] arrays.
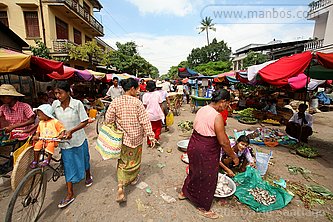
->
[[39, 0, 47, 46]]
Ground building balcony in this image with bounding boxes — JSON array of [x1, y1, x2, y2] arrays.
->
[[308, 0, 333, 19], [52, 39, 77, 54], [44, 0, 104, 36], [304, 39, 324, 51]]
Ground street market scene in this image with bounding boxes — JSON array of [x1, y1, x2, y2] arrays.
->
[[0, 0, 333, 221]]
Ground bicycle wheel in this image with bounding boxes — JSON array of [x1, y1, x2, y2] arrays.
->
[[6, 168, 47, 222], [96, 113, 105, 134]]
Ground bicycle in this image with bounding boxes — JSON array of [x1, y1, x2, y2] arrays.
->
[[95, 99, 112, 134], [5, 137, 68, 222]]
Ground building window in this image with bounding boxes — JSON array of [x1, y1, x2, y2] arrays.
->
[[85, 35, 92, 43], [73, 28, 82, 45], [56, 17, 68, 39], [0, 11, 9, 27], [24, 11, 40, 38]]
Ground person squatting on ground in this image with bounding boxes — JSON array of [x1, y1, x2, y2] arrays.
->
[[52, 81, 93, 209], [179, 89, 239, 219], [142, 80, 165, 145], [219, 135, 255, 177], [286, 103, 313, 143], [105, 78, 157, 203], [30, 104, 65, 168]]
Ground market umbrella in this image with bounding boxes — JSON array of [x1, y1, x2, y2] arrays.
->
[[0, 48, 30, 73], [87, 70, 106, 80], [178, 67, 198, 78], [316, 52, 333, 69], [48, 66, 75, 80], [76, 69, 93, 81]]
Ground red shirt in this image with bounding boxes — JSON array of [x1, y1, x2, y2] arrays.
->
[[139, 83, 146, 92], [220, 109, 228, 126], [0, 101, 35, 139]]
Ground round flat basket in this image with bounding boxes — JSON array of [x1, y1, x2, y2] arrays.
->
[[296, 149, 319, 158], [11, 146, 35, 191], [177, 139, 189, 152], [238, 117, 258, 125], [214, 174, 236, 198]]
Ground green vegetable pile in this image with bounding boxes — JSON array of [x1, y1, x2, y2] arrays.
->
[[178, 120, 193, 132], [296, 145, 319, 158], [233, 108, 257, 117]]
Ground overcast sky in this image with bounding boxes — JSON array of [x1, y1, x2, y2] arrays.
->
[[96, 0, 315, 74]]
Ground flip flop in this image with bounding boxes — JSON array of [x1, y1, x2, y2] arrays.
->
[[178, 192, 187, 200], [30, 161, 38, 169], [198, 208, 219, 219], [58, 197, 75, 209], [85, 176, 93, 187], [39, 160, 49, 167], [131, 174, 140, 185]]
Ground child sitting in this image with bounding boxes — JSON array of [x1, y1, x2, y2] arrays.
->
[[30, 104, 65, 168], [220, 135, 255, 177]]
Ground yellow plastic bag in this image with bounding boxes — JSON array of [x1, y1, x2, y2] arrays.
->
[[13, 137, 32, 165], [166, 111, 174, 126]]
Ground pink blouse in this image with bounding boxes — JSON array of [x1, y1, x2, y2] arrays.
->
[[193, 105, 219, 136]]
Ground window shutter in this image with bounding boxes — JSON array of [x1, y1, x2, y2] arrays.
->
[[56, 18, 68, 39], [24, 11, 40, 37], [0, 11, 9, 27]]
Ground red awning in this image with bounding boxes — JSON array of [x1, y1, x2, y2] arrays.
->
[[316, 52, 333, 69], [48, 66, 75, 80], [258, 51, 312, 86]]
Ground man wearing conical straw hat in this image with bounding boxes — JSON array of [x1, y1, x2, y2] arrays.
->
[[0, 84, 35, 140]]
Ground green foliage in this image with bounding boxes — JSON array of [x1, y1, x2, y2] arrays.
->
[[242, 51, 268, 69], [29, 40, 51, 59], [101, 41, 159, 77], [199, 16, 216, 45], [193, 61, 232, 76], [68, 40, 103, 68], [187, 38, 231, 67]]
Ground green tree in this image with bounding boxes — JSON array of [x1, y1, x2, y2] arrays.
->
[[68, 40, 103, 69], [242, 51, 268, 69], [187, 38, 231, 67], [198, 16, 216, 46], [102, 41, 159, 77], [29, 40, 51, 59], [194, 61, 231, 76]]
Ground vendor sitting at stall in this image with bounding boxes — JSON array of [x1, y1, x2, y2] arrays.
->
[[285, 103, 313, 143], [262, 99, 277, 115], [219, 135, 255, 177], [0, 84, 35, 141]]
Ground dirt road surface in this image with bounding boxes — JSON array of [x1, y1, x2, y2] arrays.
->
[[1, 104, 332, 221]]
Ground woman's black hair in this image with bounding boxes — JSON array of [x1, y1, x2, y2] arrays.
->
[[54, 81, 70, 92], [211, 89, 230, 103], [146, 80, 156, 92], [120, 78, 138, 91], [237, 135, 250, 144]]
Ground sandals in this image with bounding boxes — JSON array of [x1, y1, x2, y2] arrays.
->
[[131, 174, 140, 185], [58, 197, 75, 209], [116, 185, 126, 203], [30, 161, 38, 169], [85, 176, 93, 187], [39, 160, 49, 167], [198, 208, 219, 219], [178, 192, 187, 200]]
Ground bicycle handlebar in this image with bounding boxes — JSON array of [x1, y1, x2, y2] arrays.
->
[[100, 99, 112, 104], [38, 137, 68, 142]]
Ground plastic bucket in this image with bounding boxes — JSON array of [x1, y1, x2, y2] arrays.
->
[[256, 151, 272, 176], [89, 109, 97, 118]]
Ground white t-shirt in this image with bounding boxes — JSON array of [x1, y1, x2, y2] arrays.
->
[[162, 82, 171, 92], [289, 112, 313, 128], [176, 85, 184, 94]]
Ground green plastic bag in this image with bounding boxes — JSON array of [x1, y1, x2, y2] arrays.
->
[[233, 166, 293, 212]]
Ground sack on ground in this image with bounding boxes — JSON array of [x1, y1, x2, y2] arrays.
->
[[166, 111, 174, 126], [95, 124, 123, 160]]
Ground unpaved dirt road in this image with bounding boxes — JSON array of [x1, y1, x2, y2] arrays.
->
[[1, 104, 332, 221]]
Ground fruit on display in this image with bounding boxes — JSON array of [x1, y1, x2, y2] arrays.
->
[[178, 120, 193, 132], [233, 108, 257, 117], [262, 119, 280, 125]]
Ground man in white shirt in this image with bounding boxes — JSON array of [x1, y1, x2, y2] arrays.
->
[[105, 77, 124, 100], [285, 103, 313, 143], [162, 79, 171, 92]]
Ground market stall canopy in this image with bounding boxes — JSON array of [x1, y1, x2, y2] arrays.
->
[[87, 70, 106, 80], [48, 66, 75, 80], [316, 52, 333, 69], [258, 51, 312, 86], [214, 71, 236, 83], [0, 48, 64, 80], [287, 73, 308, 90], [306, 65, 333, 80], [178, 67, 198, 78], [247, 60, 276, 82]]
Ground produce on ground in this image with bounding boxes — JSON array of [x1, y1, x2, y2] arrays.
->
[[262, 119, 280, 125], [233, 108, 257, 117], [296, 145, 319, 158], [178, 120, 193, 132], [238, 117, 258, 124], [249, 187, 276, 206]]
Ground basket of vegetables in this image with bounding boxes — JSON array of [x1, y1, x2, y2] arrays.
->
[[238, 117, 258, 125], [178, 120, 193, 132], [296, 145, 319, 158]]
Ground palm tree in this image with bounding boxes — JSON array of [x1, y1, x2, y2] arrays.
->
[[198, 16, 216, 46]]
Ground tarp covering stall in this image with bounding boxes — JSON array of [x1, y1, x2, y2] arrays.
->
[[178, 67, 198, 78]]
